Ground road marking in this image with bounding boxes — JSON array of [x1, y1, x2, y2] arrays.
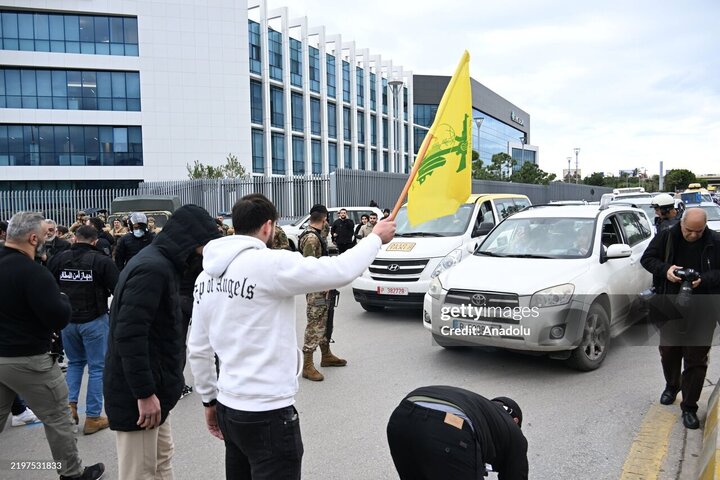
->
[[620, 404, 676, 479]]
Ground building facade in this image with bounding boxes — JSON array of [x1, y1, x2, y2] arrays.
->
[[0, 0, 532, 191]]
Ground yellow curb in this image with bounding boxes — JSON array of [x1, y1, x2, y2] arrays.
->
[[620, 404, 676, 480], [698, 382, 720, 480]]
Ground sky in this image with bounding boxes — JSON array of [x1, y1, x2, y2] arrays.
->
[[265, 0, 720, 179]]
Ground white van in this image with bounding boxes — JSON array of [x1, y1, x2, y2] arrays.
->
[[351, 194, 531, 311]]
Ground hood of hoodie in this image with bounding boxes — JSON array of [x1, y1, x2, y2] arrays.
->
[[202, 235, 266, 278], [154, 204, 222, 271]]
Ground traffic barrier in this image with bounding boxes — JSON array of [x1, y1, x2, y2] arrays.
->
[[697, 380, 720, 479]]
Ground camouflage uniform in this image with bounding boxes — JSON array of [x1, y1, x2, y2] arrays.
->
[[301, 226, 329, 353], [273, 224, 290, 249]]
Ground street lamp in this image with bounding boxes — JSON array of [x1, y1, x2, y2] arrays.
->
[[573, 147, 581, 184], [474, 117, 484, 169], [518, 135, 526, 176], [567, 157, 572, 182], [388, 79, 404, 173]]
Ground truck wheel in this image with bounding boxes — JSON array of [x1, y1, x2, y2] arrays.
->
[[567, 303, 610, 371], [361, 303, 384, 312]]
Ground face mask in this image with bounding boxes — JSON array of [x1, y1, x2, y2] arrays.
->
[[133, 229, 144, 238]]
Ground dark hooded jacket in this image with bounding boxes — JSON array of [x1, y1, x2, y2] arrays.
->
[[104, 205, 222, 431]]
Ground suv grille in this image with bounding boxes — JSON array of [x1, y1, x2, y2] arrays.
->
[[369, 259, 429, 282], [444, 289, 521, 324]]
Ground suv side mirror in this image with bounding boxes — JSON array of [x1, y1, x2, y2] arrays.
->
[[472, 222, 494, 237], [604, 243, 632, 260]]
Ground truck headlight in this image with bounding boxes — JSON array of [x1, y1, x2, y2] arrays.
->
[[530, 284, 575, 308], [431, 249, 463, 278], [428, 276, 445, 299]]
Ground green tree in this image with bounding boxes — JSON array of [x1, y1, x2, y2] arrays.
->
[[510, 162, 557, 185], [584, 172, 606, 186], [663, 169, 696, 192], [187, 153, 247, 180]]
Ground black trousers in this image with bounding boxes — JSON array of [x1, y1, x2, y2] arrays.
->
[[216, 403, 303, 480], [659, 345, 711, 413], [337, 242, 354, 254], [387, 400, 477, 480]]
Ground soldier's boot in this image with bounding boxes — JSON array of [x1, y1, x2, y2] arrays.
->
[[302, 351, 324, 381], [83, 415, 109, 435], [69, 402, 79, 425], [320, 343, 347, 367]]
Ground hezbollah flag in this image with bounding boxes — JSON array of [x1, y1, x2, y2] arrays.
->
[[407, 51, 472, 226]]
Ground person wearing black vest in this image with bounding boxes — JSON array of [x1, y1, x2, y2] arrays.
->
[[86, 216, 115, 257], [113, 212, 156, 270], [641, 207, 720, 429], [387, 385, 528, 480], [331, 208, 355, 254], [49, 225, 119, 435]]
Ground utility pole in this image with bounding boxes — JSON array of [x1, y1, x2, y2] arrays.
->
[[573, 147, 581, 184]]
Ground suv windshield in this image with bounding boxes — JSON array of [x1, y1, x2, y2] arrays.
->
[[477, 217, 596, 258], [395, 204, 474, 237]]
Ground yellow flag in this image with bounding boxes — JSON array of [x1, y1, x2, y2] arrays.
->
[[407, 51, 472, 226]]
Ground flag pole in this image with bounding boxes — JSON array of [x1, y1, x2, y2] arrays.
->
[[388, 133, 434, 221]]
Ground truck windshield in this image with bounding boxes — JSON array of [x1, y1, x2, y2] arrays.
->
[[395, 204, 474, 237]]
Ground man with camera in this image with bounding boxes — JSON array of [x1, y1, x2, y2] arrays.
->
[[640, 207, 720, 429]]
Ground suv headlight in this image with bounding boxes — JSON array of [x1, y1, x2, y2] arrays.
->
[[530, 284, 575, 308], [431, 249, 463, 278], [428, 276, 445, 299]]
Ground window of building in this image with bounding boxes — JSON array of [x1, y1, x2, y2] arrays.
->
[[310, 98, 321, 136], [371, 150, 378, 171], [251, 129, 264, 173], [403, 87, 408, 121], [289, 38, 302, 87], [271, 132, 285, 175], [383, 151, 388, 172], [370, 72, 377, 111], [370, 115, 377, 146], [404, 124, 409, 151], [382, 118, 388, 148], [414, 104, 439, 128], [270, 86, 284, 128], [1, 11, 138, 55], [414, 127, 428, 154], [326, 54, 336, 99], [268, 29, 283, 81], [358, 146, 365, 170], [248, 20, 261, 75], [292, 136, 305, 175], [382, 77, 388, 114], [343, 107, 351, 142], [311, 139, 322, 174], [356, 66, 364, 107], [357, 111, 365, 144], [343, 144, 352, 169], [342, 60, 350, 103], [309, 46, 320, 93], [0, 124, 142, 166], [1, 68, 140, 111], [250, 80, 263, 124], [328, 142, 337, 172], [291, 92, 303, 132], [327, 103, 337, 139]]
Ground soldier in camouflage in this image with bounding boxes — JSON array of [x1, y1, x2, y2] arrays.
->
[[273, 224, 290, 250], [299, 204, 347, 381]]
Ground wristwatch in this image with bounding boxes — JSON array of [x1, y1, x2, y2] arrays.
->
[[202, 399, 217, 408]]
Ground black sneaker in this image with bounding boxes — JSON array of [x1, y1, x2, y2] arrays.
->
[[59, 462, 105, 480], [180, 384, 193, 399]]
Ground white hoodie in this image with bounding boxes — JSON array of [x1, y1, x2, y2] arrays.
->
[[187, 232, 382, 411]]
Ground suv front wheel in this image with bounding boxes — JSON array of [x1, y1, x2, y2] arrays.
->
[[567, 303, 610, 371]]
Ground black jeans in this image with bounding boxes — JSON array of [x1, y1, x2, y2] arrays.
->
[[387, 400, 477, 480], [217, 403, 303, 480]]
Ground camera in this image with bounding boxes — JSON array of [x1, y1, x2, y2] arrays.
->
[[674, 268, 700, 308]]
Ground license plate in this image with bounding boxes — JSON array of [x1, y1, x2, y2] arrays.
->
[[452, 319, 491, 336], [376, 286, 409, 295]]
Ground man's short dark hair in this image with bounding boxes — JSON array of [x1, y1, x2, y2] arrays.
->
[[57, 225, 69, 235], [87, 217, 106, 232], [0, 221, 7, 234], [339, 208, 347, 213], [369, 213, 378, 219], [75, 225, 99, 242], [232, 194, 278, 235]]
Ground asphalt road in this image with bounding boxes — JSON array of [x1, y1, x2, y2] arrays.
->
[[2, 284, 719, 479]]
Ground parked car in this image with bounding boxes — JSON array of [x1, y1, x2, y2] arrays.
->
[[108, 195, 181, 230], [423, 203, 654, 371], [281, 206, 383, 252], [352, 194, 531, 311], [689, 202, 720, 231]]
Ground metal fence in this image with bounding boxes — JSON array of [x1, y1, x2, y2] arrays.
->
[[0, 171, 611, 227]]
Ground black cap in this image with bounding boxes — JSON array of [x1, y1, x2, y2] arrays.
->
[[492, 396, 523, 428], [310, 204, 328, 215]]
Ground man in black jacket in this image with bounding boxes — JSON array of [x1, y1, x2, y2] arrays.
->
[[49, 225, 119, 435], [0, 212, 105, 480], [387, 385, 528, 480], [104, 204, 221, 479], [331, 208, 355, 254], [640, 208, 720, 429], [86, 216, 115, 256], [113, 211, 155, 270]]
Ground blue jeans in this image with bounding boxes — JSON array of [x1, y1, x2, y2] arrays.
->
[[217, 403, 303, 480], [61, 314, 109, 417]]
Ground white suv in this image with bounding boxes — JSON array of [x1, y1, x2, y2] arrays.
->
[[423, 204, 654, 370]]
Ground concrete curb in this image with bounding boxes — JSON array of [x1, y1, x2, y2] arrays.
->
[[698, 381, 720, 479]]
